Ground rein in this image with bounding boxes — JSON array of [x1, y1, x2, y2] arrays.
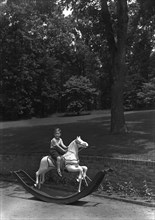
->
[[67, 150, 75, 154], [62, 140, 87, 167], [63, 141, 79, 166]]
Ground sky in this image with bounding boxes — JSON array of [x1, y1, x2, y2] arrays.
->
[[63, 7, 72, 17]]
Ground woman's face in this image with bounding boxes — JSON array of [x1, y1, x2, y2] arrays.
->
[[55, 132, 61, 139]]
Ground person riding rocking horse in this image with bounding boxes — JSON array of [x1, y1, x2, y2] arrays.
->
[[49, 128, 68, 177]]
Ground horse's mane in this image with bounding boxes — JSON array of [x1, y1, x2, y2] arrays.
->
[[62, 139, 78, 161], [68, 139, 77, 151]]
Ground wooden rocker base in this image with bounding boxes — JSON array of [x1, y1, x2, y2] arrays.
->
[[12, 169, 109, 204]]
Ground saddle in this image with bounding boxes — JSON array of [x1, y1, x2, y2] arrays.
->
[[47, 156, 67, 173], [47, 156, 79, 174]]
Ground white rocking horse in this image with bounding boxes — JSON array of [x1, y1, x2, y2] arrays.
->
[[34, 136, 89, 192]]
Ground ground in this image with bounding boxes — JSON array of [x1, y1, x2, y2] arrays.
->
[[0, 109, 155, 160], [0, 110, 155, 218], [1, 181, 155, 220]]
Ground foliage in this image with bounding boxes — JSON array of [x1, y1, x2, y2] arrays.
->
[[124, 76, 155, 110], [0, 0, 101, 120], [102, 178, 153, 200], [0, 1, 71, 119], [66, 101, 84, 115], [137, 78, 155, 108], [123, 74, 145, 110], [142, 180, 153, 199], [0, 0, 155, 122], [63, 76, 98, 114], [60, 0, 155, 133]]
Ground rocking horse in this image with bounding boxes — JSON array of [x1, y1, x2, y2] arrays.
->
[[12, 136, 113, 203], [34, 136, 89, 192]]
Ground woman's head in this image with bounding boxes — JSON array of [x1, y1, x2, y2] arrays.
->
[[54, 128, 61, 139]]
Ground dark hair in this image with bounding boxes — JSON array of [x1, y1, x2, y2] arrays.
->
[[54, 128, 61, 134]]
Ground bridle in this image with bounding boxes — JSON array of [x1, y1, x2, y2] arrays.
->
[[67, 139, 87, 154], [63, 139, 88, 166], [75, 139, 88, 152]]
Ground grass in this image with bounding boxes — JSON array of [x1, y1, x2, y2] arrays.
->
[[0, 110, 155, 161]]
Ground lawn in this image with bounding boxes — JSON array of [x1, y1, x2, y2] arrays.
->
[[0, 110, 155, 161]]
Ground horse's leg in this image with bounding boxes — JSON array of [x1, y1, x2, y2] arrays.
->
[[76, 166, 83, 182], [86, 175, 92, 182], [40, 174, 43, 184], [80, 166, 88, 186], [84, 177, 88, 186], [66, 165, 83, 192], [36, 171, 42, 189], [77, 177, 82, 193], [40, 172, 45, 184], [34, 156, 54, 188], [81, 166, 88, 178], [34, 170, 39, 187], [34, 171, 42, 189], [76, 166, 83, 193], [37, 167, 52, 187], [76, 165, 87, 182]]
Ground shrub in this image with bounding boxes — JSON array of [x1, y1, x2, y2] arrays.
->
[[137, 78, 155, 108], [63, 76, 98, 115]]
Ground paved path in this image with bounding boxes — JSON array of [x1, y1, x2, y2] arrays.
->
[[1, 181, 155, 220]]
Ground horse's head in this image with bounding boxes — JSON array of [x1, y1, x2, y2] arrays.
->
[[75, 136, 88, 149], [64, 137, 88, 161]]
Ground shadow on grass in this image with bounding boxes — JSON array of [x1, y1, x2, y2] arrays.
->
[[0, 110, 154, 160]]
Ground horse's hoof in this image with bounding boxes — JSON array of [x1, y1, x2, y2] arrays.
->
[[76, 177, 80, 182]]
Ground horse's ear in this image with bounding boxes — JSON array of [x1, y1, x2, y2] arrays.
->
[[77, 136, 80, 140]]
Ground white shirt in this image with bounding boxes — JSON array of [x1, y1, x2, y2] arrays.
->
[[50, 137, 64, 149]]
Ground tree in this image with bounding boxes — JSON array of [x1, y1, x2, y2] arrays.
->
[[0, 0, 77, 119], [61, 0, 155, 133], [123, 0, 155, 110], [137, 77, 155, 108], [63, 76, 98, 115], [1, 0, 155, 122]]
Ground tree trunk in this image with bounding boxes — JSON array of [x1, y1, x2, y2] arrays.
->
[[110, 50, 128, 133], [103, 0, 128, 133]]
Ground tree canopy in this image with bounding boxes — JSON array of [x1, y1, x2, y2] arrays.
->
[[0, 0, 155, 133]]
